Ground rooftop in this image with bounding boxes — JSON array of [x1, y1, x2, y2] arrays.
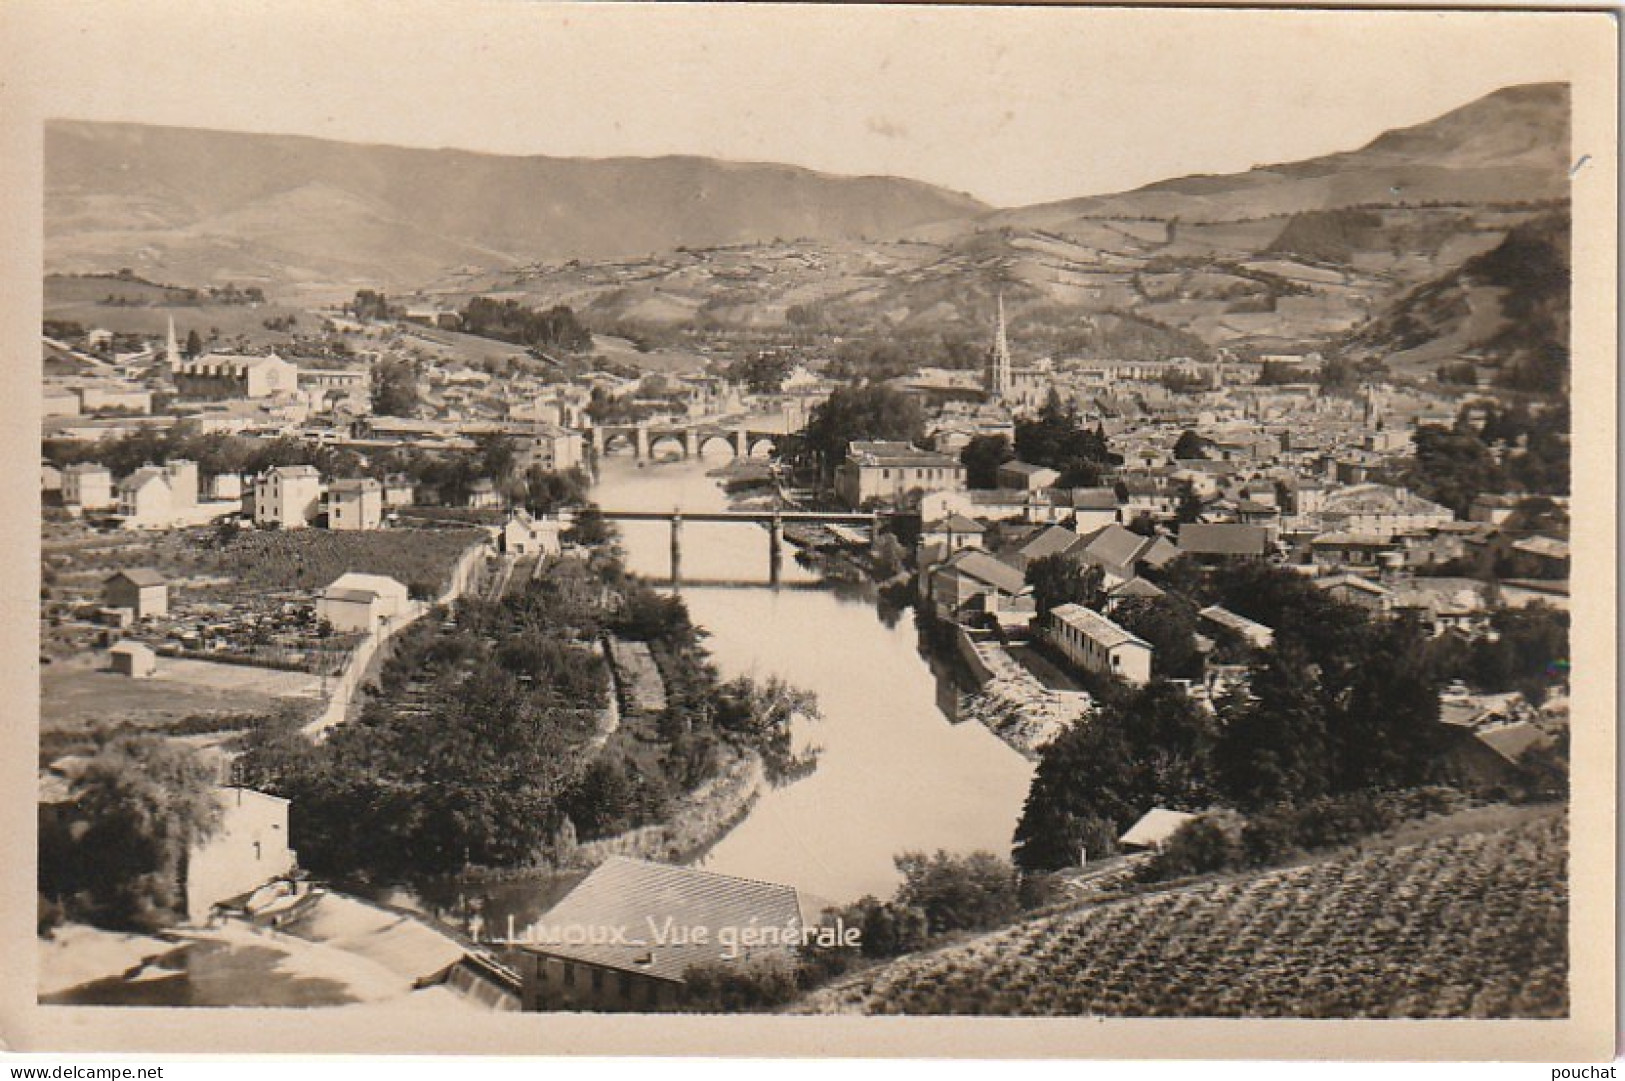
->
[[522, 857, 803, 982], [945, 549, 1030, 596], [1050, 603, 1150, 651], [106, 568, 165, 587], [1119, 807, 1198, 848], [1177, 522, 1268, 556]]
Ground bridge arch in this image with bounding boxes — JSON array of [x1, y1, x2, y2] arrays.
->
[[697, 433, 738, 458], [648, 434, 687, 459], [600, 431, 637, 455], [747, 438, 777, 459]]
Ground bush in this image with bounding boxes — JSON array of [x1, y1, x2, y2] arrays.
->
[[895, 850, 1020, 934], [1291, 790, 1398, 850], [1139, 815, 1243, 882], [680, 957, 801, 1012], [1241, 813, 1302, 867], [845, 897, 931, 958]]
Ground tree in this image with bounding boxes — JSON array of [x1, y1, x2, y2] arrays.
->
[[68, 737, 223, 929], [1139, 815, 1243, 881], [1113, 595, 1203, 680], [1213, 642, 1331, 810], [960, 434, 1013, 489], [1175, 481, 1205, 524], [251, 663, 580, 876], [371, 357, 421, 417], [1013, 392, 1118, 486], [1324, 617, 1446, 792], [184, 328, 203, 358], [1014, 681, 1218, 871], [1173, 430, 1211, 461], [846, 897, 931, 958], [1026, 554, 1104, 620], [349, 289, 395, 321], [1408, 423, 1502, 517], [800, 385, 924, 478], [459, 297, 593, 353], [1471, 603, 1569, 703], [725, 352, 792, 394], [565, 506, 612, 547], [523, 466, 590, 516], [475, 432, 518, 484], [893, 850, 1019, 933]]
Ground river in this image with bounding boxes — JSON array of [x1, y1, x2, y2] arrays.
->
[[594, 451, 1034, 905]]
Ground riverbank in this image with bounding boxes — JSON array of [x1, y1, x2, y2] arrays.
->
[[591, 455, 1032, 904], [919, 610, 1092, 760], [567, 747, 767, 868]]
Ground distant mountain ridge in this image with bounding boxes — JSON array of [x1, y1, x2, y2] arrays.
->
[[46, 122, 988, 296], [983, 83, 1569, 231], [45, 82, 1570, 328]]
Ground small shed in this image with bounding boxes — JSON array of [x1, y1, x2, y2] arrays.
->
[[1118, 808, 1198, 852], [109, 640, 158, 679], [103, 568, 169, 620], [317, 572, 411, 633]]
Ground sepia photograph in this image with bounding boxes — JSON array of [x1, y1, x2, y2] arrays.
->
[[1, 0, 1615, 1061]]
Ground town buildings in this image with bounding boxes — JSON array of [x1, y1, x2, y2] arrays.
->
[[254, 464, 323, 529], [174, 353, 299, 400], [835, 441, 965, 508], [326, 477, 383, 531], [62, 463, 115, 510], [1046, 603, 1153, 685]]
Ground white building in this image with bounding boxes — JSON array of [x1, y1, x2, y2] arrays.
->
[[116, 466, 173, 529], [834, 441, 965, 509], [62, 463, 115, 510], [175, 353, 299, 400], [500, 509, 563, 556], [317, 572, 411, 633], [254, 465, 323, 529], [1046, 603, 1153, 685], [326, 477, 383, 531], [163, 459, 199, 508], [207, 473, 245, 502], [108, 640, 159, 679], [183, 787, 297, 924]]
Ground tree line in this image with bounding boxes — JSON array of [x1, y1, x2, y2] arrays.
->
[[1012, 559, 1568, 872]]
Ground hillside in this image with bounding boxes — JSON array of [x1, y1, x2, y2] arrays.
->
[[412, 84, 1568, 367], [1342, 211, 1571, 389], [46, 122, 987, 300], [44, 84, 1571, 370], [990, 83, 1569, 230], [795, 809, 1567, 1018]]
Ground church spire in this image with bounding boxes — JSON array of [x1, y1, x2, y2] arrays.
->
[[166, 315, 181, 371], [986, 291, 1012, 402]]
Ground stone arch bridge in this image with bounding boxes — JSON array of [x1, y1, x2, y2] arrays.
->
[[588, 422, 781, 461]]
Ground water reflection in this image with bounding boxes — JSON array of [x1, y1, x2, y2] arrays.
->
[[593, 457, 1034, 904]]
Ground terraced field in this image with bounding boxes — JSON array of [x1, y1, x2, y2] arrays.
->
[[796, 810, 1567, 1018]]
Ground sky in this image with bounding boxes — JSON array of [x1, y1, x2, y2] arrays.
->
[[3, 2, 1603, 208]]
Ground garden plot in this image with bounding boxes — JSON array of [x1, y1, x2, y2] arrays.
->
[[42, 651, 321, 732]]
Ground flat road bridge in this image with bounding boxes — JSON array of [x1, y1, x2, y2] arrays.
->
[[594, 507, 918, 585]]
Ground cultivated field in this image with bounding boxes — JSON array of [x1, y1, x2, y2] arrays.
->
[[40, 653, 320, 728], [796, 809, 1567, 1018], [46, 524, 487, 601]]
